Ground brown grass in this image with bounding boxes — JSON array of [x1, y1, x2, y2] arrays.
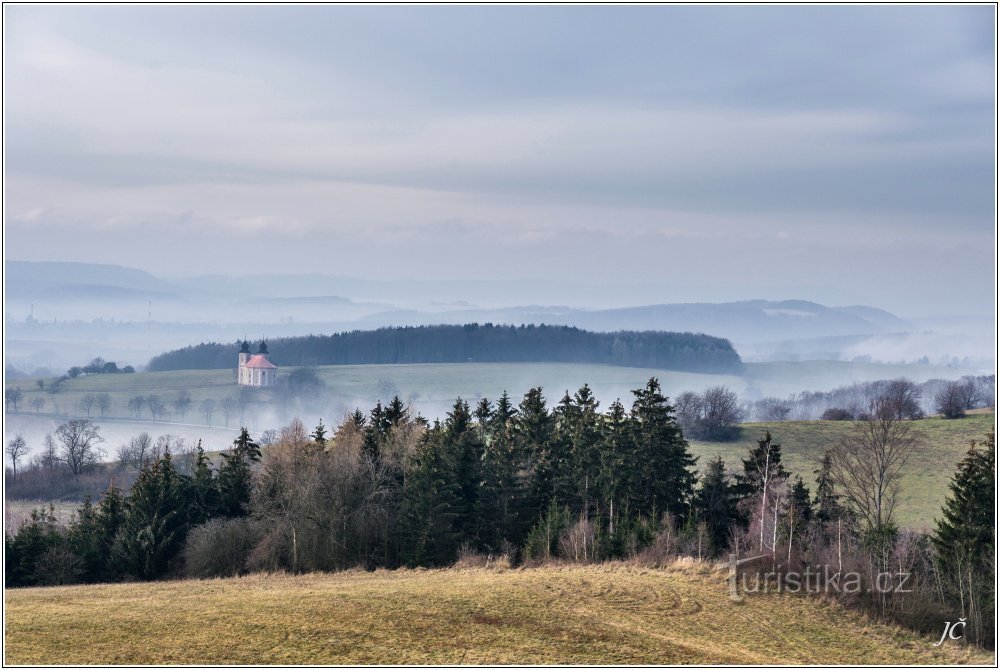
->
[[4, 564, 994, 665]]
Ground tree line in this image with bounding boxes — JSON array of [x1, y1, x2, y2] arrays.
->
[[5, 379, 995, 648], [147, 324, 744, 375]]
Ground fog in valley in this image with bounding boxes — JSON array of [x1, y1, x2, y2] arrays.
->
[[4, 6, 995, 458]]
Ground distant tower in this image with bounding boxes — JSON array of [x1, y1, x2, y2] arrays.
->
[[237, 340, 251, 384], [238, 339, 277, 387]]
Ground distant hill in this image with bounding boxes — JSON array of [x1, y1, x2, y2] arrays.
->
[[147, 324, 743, 374]]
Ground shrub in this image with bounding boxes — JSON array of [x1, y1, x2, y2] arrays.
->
[[821, 408, 854, 421], [183, 517, 264, 579]]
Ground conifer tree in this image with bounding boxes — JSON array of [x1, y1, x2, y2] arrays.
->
[[813, 450, 844, 524], [628, 378, 697, 520], [311, 420, 328, 448], [692, 456, 739, 556], [114, 452, 192, 579], [476, 391, 530, 552], [933, 430, 995, 645], [516, 387, 554, 519], [400, 429, 462, 566], [217, 428, 261, 518]]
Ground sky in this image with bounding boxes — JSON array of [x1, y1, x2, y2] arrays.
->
[[3, 5, 996, 316]]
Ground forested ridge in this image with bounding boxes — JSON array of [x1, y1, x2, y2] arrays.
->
[[146, 324, 742, 374]]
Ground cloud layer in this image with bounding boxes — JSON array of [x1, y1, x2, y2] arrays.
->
[[4, 5, 995, 315]]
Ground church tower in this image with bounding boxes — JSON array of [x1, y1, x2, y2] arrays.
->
[[238, 340, 251, 384]]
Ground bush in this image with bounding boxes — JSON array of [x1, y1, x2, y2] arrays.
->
[[821, 408, 854, 421], [183, 517, 264, 579]]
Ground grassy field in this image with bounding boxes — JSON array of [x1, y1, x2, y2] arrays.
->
[[4, 564, 993, 665], [6, 358, 978, 427], [689, 411, 995, 530]]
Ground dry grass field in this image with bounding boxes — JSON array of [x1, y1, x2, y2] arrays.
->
[[4, 563, 994, 665]]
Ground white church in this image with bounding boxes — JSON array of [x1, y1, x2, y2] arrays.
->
[[237, 340, 278, 387]]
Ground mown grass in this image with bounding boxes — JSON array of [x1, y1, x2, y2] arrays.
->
[[689, 411, 996, 529], [4, 564, 993, 665]]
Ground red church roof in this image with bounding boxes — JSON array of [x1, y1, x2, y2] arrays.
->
[[244, 354, 277, 369]]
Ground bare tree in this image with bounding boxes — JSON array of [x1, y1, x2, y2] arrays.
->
[[828, 397, 919, 534], [173, 391, 193, 421], [41, 434, 60, 482], [30, 396, 45, 414], [79, 394, 98, 417], [935, 381, 967, 419], [127, 395, 146, 419], [6, 433, 29, 481], [96, 393, 112, 417], [200, 398, 217, 426], [220, 396, 237, 429], [55, 419, 105, 480], [147, 394, 167, 420], [674, 391, 703, 435], [881, 378, 923, 420], [118, 432, 153, 470], [5, 387, 24, 412], [700, 386, 742, 440]]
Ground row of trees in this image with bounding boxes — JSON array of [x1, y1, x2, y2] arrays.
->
[[148, 324, 744, 375], [5, 379, 994, 647], [743, 375, 994, 423]]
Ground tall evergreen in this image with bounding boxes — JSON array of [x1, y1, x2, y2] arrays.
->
[[476, 391, 530, 552], [217, 428, 261, 518], [400, 428, 463, 566], [691, 456, 739, 556], [516, 387, 554, 519], [813, 450, 844, 524], [114, 452, 192, 579], [628, 378, 697, 520], [933, 430, 995, 645]]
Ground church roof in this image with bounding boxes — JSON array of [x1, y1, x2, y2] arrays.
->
[[244, 354, 277, 369]]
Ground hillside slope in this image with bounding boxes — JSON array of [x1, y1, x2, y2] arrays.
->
[[4, 564, 991, 665]]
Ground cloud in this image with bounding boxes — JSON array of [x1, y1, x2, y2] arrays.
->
[[2, 5, 995, 316]]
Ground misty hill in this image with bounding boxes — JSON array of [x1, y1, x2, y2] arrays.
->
[[147, 324, 743, 375], [356, 300, 912, 344]]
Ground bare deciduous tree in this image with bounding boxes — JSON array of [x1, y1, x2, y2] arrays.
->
[[30, 396, 45, 414], [5, 387, 24, 412], [96, 393, 112, 417], [79, 393, 98, 417], [55, 419, 105, 480], [828, 397, 919, 533], [935, 381, 967, 419], [6, 433, 29, 481], [127, 395, 146, 419], [173, 391, 192, 421], [200, 398, 217, 426]]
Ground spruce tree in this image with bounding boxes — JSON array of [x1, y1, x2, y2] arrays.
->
[[628, 378, 697, 520], [400, 428, 462, 566], [933, 430, 995, 644], [114, 452, 192, 579], [217, 428, 261, 518], [692, 456, 739, 556], [311, 420, 328, 448]]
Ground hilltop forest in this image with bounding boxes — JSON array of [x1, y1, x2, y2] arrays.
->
[[146, 324, 743, 374]]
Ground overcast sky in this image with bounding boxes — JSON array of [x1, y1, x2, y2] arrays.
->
[[4, 5, 996, 315]]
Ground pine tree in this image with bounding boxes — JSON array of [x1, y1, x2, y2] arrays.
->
[[691, 456, 739, 556], [400, 428, 462, 566], [516, 387, 554, 519], [114, 452, 192, 579], [628, 378, 697, 520], [217, 428, 261, 518], [813, 450, 844, 524], [933, 430, 995, 645], [476, 391, 530, 552], [311, 420, 328, 448]]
